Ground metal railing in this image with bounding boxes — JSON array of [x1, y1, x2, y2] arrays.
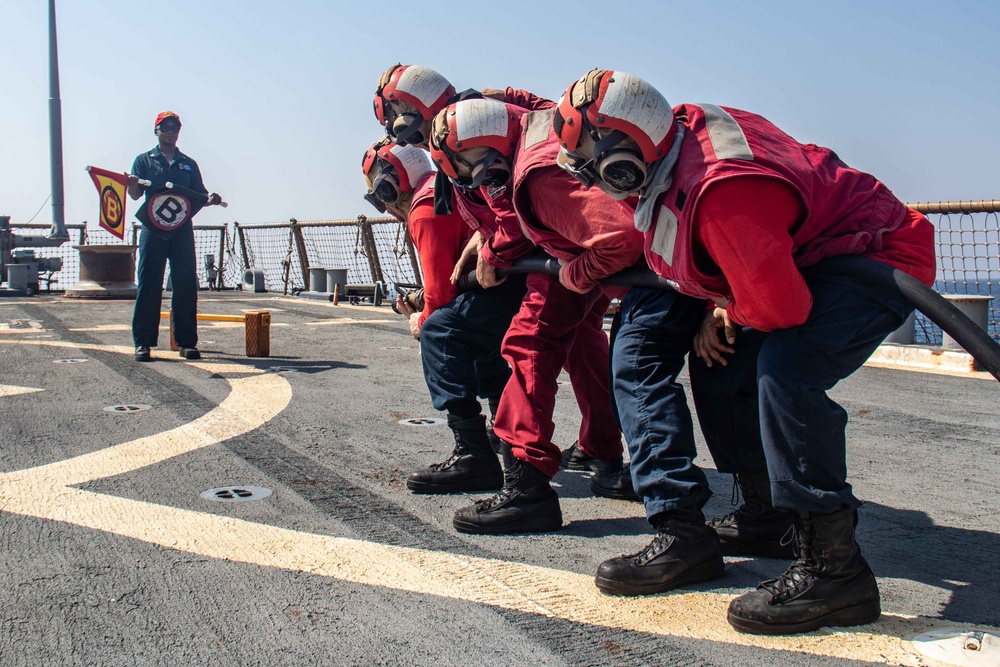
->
[[5, 200, 998, 343], [906, 200, 1000, 344], [233, 216, 420, 294]]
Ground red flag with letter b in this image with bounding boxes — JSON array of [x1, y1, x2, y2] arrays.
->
[[86, 166, 128, 240]]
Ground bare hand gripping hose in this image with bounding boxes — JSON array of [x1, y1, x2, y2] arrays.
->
[[458, 254, 1000, 383]]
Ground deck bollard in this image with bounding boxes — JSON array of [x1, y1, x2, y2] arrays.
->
[[308, 267, 327, 293], [941, 295, 994, 351], [326, 268, 348, 295]]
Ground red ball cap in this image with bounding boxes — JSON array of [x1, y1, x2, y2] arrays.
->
[[154, 111, 181, 128]]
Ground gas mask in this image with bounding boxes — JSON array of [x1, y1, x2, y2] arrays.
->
[[556, 149, 597, 188], [596, 150, 647, 193], [363, 191, 387, 213], [557, 129, 648, 196], [450, 149, 511, 191], [363, 160, 403, 214], [390, 112, 428, 146]]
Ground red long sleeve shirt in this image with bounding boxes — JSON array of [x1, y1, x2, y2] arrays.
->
[[479, 189, 535, 268], [523, 168, 645, 294], [502, 88, 555, 111], [407, 197, 472, 329], [695, 176, 935, 331]]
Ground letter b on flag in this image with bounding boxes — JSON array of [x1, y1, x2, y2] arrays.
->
[[146, 193, 191, 231]]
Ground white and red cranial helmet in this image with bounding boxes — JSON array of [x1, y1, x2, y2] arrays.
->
[[428, 98, 521, 189], [374, 64, 457, 145], [362, 137, 393, 179], [552, 70, 676, 194], [554, 69, 675, 162], [362, 137, 433, 212]]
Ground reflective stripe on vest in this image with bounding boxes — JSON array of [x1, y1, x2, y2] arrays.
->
[[696, 103, 754, 161]]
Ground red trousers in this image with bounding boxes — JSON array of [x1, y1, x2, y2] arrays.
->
[[493, 273, 623, 478]]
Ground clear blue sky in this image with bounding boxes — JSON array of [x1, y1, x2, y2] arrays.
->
[[3, 0, 998, 230]]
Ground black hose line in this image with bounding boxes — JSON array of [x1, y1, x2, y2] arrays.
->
[[814, 256, 1000, 382], [459, 254, 1000, 382], [456, 255, 678, 292]]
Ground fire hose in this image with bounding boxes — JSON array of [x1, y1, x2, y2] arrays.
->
[[457, 254, 1000, 383]]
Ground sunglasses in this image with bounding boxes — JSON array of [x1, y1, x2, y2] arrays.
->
[[158, 124, 181, 132]]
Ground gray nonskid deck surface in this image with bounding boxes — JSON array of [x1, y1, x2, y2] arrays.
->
[[0, 292, 996, 667]]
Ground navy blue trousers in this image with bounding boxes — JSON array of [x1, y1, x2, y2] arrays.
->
[[689, 273, 912, 513], [612, 287, 711, 519], [132, 227, 198, 349], [419, 276, 527, 414]]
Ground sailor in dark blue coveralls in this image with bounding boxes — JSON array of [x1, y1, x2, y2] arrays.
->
[[127, 111, 220, 362]]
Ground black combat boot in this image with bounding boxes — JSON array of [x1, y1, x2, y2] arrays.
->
[[560, 441, 595, 470], [709, 471, 796, 559], [727, 508, 881, 635], [589, 459, 641, 502], [560, 442, 640, 502], [406, 415, 503, 494], [595, 507, 725, 596], [452, 442, 562, 534]]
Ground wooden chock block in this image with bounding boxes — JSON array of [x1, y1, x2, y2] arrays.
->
[[168, 316, 179, 351], [245, 310, 271, 357]]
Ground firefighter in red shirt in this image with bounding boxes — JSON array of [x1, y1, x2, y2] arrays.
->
[[430, 98, 648, 534], [374, 65, 635, 500], [363, 139, 527, 495], [553, 69, 935, 635]]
